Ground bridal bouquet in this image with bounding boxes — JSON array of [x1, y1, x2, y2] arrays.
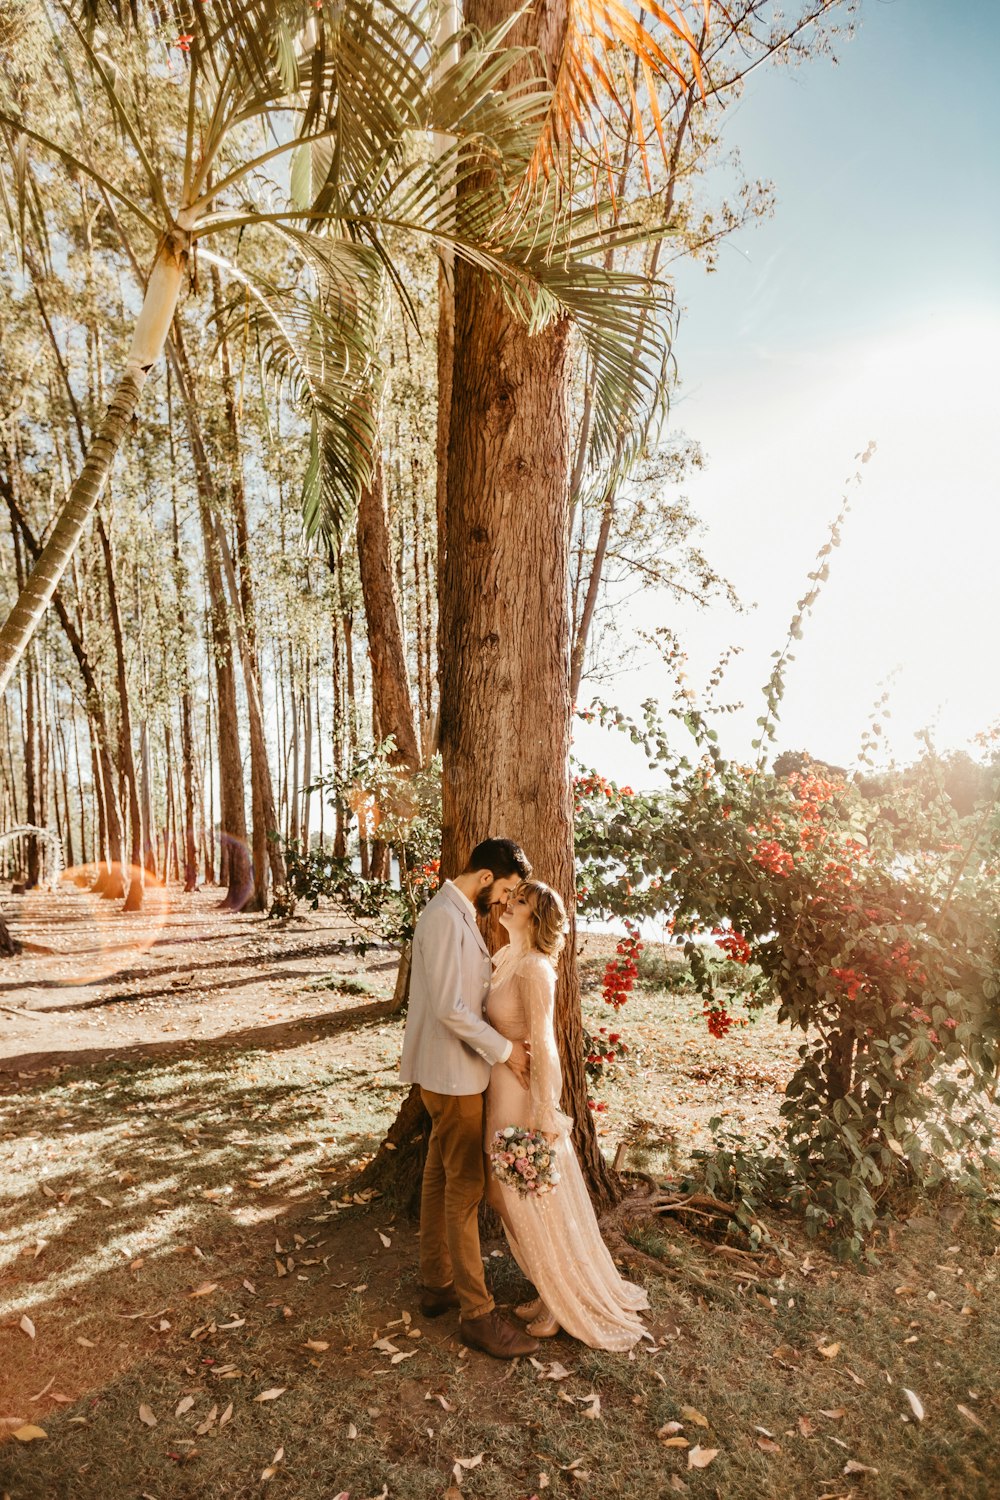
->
[[488, 1126, 560, 1197]]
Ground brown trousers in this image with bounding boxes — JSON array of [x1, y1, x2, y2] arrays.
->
[[418, 1087, 494, 1320]]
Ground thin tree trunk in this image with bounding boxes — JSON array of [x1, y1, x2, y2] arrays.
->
[[98, 514, 144, 911], [301, 656, 313, 850], [210, 266, 285, 905], [356, 453, 420, 770], [57, 721, 75, 871], [139, 720, 157, 880], [169, 324, 251, 909]]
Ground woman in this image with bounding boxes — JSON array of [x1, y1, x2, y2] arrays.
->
[[485, 879, 648, 1350]]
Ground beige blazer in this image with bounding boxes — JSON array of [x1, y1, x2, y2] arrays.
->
[[399, 882, 512, 1095]]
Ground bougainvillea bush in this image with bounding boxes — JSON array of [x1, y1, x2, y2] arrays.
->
[[575, 700, 1000, 1254]]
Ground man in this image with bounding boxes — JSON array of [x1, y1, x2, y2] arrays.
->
[[400, 837, 540, 1358]]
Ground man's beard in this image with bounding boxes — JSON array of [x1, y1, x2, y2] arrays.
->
[[474, 884, 496, 917]]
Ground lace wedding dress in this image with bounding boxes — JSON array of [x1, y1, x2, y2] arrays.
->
[[485, 941, 648, 1351]]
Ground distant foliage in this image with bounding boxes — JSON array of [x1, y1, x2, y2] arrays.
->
[[282, 744, 441, 950]]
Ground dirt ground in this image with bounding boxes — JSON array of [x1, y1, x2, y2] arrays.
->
[[1, 887, 996, 1500]]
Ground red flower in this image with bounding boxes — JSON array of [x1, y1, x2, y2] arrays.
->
[[713, 927, 752, 964]]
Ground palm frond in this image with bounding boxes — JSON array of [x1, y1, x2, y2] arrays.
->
[[202, 232, 385, 542], [521, 0, 714, 205]]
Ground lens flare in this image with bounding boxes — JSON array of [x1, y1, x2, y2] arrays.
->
[[213, 832, 255, 910], [19, 865, 172, 986]]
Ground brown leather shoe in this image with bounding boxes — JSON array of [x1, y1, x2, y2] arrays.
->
[[419, 1284, 460, 1318], [459, 1309, 540, 1359]]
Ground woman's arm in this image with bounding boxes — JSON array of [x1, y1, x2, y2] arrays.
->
[[522, 955, 574, 1138]]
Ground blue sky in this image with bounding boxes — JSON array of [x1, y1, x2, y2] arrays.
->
[[577, 0, 1000, 780]]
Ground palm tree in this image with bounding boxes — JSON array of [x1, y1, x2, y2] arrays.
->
[[0, 0, 696, 701]]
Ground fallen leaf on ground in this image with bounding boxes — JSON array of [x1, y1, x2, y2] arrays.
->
[[391, 1350, 416, 1364], [347, 1422, 357, 1439], [757, 1436, 781, 1453], [196, 1406, 218, 1435], [902, 1388, 924, 1422], [661, 1437, 689, 1448], [377, 1232, 391, 1248], [679, 1405, 709, 1429], [798, 1415, 815, 1438], [843, 1460, 879, 1475], [303, 1339, 329, 1352], [29, 1377, 54, 1402], [76, 1336, 96, 1348], [175, 1396, 195, 1417], [138, 1405, 157, 1428], [426, 1393, 455, 1412], [452, 1453, 484, 1484], [19, 1315, 35, 1340], [254, 1388, 287, 1403], [579, 1393, 601, 1420], [818, 1342, 840, 1359], [820, 1408, 847, 1420], [657, 1422, 683, 1438], [687, 1446, 719, 1469], [189, 1283, 218, 1298], [539, 1362, 572, 1381], [219, 1402, 233, 1427], [11, 1425, 47, 1442], [261, 1446, 284, 1481], [957, 1403, 985, 1430]]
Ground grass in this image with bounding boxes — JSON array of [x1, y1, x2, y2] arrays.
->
[[1, 939, 998, 1499]]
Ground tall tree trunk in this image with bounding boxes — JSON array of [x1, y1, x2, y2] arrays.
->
[[166, 391, 199, 893], [181, 691, 198, 891], [300, 656, 313, 850], [168, 324, 251, 909], [442, 0, 616, 1208], [210, 507, 285, 910], [210, 266, 285, 906], [23, 649, 40, 888], [363, 0, 617, 1211], [356, 453, 421, 770], [98, 514, 144, 911], [139, 720, 157, 879]]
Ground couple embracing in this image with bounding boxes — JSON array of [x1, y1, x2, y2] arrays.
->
[[400, 838, 648, 1359]]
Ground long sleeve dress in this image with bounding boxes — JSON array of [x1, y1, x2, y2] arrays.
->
[[485, 943, 649, 1351]]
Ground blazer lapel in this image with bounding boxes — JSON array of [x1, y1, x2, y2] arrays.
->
[[441, 882, 490, 959]]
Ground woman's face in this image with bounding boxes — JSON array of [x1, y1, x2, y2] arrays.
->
[[499, 887, 534, 940]]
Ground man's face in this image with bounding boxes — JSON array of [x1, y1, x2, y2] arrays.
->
[[474, 873, 521, 917]]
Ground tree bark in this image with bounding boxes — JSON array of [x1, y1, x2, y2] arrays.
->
[[363, 0, 619, 1213], [357, 452, 421, 771], [210, 266, 286, 906], [98, 514, 144, 911], [441, 0, 618, 1210], [168, 324, 252, 909]]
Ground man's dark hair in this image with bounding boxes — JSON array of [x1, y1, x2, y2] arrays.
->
[[464, 837, 532, 881]]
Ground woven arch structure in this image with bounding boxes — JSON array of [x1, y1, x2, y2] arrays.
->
[[0, 825, 64, 889]]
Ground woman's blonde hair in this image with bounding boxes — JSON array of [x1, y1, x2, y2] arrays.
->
[[518, 879, 568, 961]]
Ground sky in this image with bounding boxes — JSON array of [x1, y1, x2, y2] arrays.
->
[[574, 0, 1000, 785]]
